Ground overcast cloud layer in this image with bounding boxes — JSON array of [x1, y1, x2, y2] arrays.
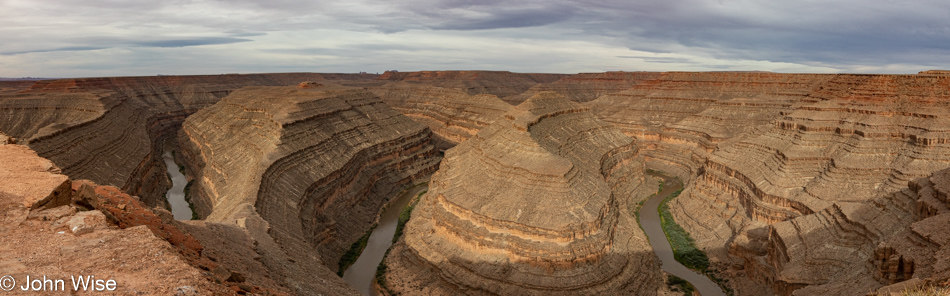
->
[[2, 0, 949, 77]]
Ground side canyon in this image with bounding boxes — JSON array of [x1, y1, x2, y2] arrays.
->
[[2, 70, 949, 295]]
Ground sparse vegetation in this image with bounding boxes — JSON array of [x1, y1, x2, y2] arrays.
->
[[376, 189, 427, 294], [870, 285, 950, 296], [667, 275, 696, 294], [393, 190, 426, 244], [657, 185, 734, 295], [338, 224, 377, 276], [658, 188, 710, 272], [632, 179, 662, 223], [183, 180, 200, 220]]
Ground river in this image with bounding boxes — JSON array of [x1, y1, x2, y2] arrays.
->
[[342, 185, 427, 296], [162, 151, 193, 220], [639, 171, 725, 296]]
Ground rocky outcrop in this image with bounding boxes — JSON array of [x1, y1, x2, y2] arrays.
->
[[0, 73, 377, 208], [760, 167, 950, 296], [0, 138, 359, 295], [580, 72, 950, 295], [380, 92, 661, 295], [177, 85, 439, 283], [506, 71, 662, 104], [370, 82, 510, 148], [377, 70, 566, 98], [0, 142, 232, 295]]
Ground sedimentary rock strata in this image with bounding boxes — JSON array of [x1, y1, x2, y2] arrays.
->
[[506, 71, 662, 104], [0, 142, 231, 295], [0, 140, 359, 295], [579, 72, 950, 295], [370, 82, 510, 148], [380, 92, 660, 295], [7, 70, 950, 295], [0, 73, 377, 208], [377, 70, 566, 98], [177, 85, 439, 277]]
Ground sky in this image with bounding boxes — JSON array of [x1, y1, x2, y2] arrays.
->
[[2, 0, 950, 77]]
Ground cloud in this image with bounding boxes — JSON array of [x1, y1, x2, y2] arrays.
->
[[132, 37, 253, 48], [617, 56, 695, 64], [1, 0, 949, 77], [1, 46, 107, 56]]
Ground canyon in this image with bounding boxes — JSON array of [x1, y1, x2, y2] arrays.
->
[[380, 92, 661, 295], [1, 70, 949, 295]]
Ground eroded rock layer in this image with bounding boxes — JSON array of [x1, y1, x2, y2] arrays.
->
[[0, 73, 377, 208], [177, 85, 439, 275], [0, 137, 358, 295], [377, 70, 566, 98], [0, 141, 231, 295], [582, 72, 950, 295], [381, 92, 660, 295], [506, 71, 662, 104], [370, 82, 510, 148]]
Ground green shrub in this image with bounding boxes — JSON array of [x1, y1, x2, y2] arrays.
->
[[667, 275, 696, 294], [658, 189, 710, 271], [376, 189, 427, 293], [337, 225, 376, 276], [393, 190, 426, 244]]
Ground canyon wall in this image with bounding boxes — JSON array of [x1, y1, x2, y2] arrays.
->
[[0, 73, 377, 208], [6, 70, 950, 295], [380, 92, 661, 295], [583, 72, 950, 295], [377, 70, 566, 98], [506, 71, 662, 104], [370, 82, 510, 148], [0, 133, 360, 295], [176, 85, 439, 282]]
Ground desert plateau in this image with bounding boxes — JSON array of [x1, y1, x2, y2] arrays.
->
[[4, 1, 950, 295], [1, 70, 949, 296]]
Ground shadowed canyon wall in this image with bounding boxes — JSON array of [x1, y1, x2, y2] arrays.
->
[[0, 73, 377, 209], [176, 85, 440, 291], [380, 92, 661, 295], [583, 72, 950, 295], [379, 71, 950, 295], [4, 70, 950, 295]]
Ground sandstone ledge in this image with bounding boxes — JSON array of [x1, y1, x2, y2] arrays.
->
[[381, 92, 660, 295]]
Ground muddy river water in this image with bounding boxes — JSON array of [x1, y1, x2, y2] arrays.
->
[[162, 150, 193, 220], [640, 171, 725, 296], [338, 171, 724, 295], [343, 185, 427, 296]]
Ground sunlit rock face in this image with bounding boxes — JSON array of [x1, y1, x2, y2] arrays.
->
[[585, 72, 950, 295], [381, 92, 661, 295]]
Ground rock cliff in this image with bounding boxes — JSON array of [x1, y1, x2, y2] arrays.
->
[[177, 85, 439, 283], [0, 135, 360, 295], [0, 140, 231, 295], [380, 92, 661, 295], [6, 70, 950, 295], [584, 72, 950, 295], [377, 70, 565, 99], [370, 82, 510, 148], [506, 71, 662, 104], [0, 73, 377, 208]]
